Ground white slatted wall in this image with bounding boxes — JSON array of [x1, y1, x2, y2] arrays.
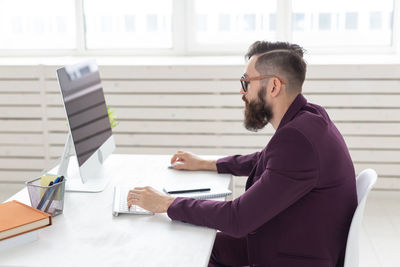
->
[[0, 63, 399, 191]]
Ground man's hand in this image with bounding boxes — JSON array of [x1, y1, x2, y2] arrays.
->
[[170, 151, 217, 171], [127, 186, 175, 213]]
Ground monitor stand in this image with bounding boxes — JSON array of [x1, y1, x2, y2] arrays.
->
[[54, 133, 111, 193]]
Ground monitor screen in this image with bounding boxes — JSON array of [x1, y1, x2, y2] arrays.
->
[[57, 61, 112, 167]]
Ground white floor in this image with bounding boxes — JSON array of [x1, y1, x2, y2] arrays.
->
[[359, 190, 400, 267], [1, 184, 399, 267]]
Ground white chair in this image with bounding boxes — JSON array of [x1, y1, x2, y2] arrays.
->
[[343, 169, 378, 267]]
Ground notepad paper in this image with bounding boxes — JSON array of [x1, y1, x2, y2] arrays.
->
[[163, 187, 232, 200], [39, 174, 58, 198]]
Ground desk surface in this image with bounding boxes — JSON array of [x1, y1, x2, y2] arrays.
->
[[0, 154, 231, 267]]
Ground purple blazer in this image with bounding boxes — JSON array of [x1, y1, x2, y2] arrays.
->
[[167, 94, 357, 267]]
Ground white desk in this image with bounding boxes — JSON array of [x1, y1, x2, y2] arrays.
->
[[0, 154, 231, 267]]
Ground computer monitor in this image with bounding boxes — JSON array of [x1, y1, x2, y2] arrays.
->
[[55, 60, 115, 192]]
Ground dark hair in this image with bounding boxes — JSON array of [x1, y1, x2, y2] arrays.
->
[[245, 41, 305, 60], [245, 41, 307, 93]]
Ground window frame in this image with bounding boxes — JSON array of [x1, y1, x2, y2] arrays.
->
[[0, 0, 398, 56]]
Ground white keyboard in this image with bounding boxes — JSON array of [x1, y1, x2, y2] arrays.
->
[[113, 186, 154, 216]]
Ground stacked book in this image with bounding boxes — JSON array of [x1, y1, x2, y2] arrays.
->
[[0, 200, 52, 251]]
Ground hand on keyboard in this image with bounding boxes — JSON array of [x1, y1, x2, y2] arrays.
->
[[127, 186, 176, 213]]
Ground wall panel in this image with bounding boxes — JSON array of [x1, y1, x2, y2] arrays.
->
[[0, 63, 398, 192]]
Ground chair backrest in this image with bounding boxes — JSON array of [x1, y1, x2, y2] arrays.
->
[[343, 169, 378, 267]]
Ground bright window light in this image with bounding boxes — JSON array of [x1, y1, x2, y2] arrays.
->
[[0, 0, 75, 49], [291, 0, 394, 47], [83, 0, 173, 49], [193, 0, 277, 46], [0, 0, 397, 54]]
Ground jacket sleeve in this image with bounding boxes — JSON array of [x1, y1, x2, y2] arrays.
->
[[167, 127, 319, 238], [216, 151, 261, 176]]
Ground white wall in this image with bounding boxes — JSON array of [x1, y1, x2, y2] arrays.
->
[[0, 61, 399, 192]]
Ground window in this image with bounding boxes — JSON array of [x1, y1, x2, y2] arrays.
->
[[345, 13, 358, 30], [190, 0, 276, 51], [293, 13, 306, 31], [0, 0, 75, 49], [318, 13, 332, 30], [370, 12, 383, 29], [0, 0, 397, 55], [219, 14, 231, 32], [84, 0, 172, 49], [291, 0, 394, 47]]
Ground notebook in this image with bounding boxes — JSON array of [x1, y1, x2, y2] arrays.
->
[[0, 200, 52, 241], [163, 186, 232, 200], [112, 186, 154, 216]]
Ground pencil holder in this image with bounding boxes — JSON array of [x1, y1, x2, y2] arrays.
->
[[25, 176, 66, 217]]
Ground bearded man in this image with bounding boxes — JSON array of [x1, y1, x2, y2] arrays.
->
[[127, 41, 357, 267]]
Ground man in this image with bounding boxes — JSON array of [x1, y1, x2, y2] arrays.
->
[[127, 41, 357, 267]]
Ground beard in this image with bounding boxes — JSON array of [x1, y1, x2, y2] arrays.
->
[[242, 86, 273, 132]]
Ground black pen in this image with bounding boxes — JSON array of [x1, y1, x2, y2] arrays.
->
[[44, 177, 64, 213], [166, 188, 211, 194], [37, 181, 54, 210]]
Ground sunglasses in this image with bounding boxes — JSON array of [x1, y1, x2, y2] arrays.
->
[[240, 75, 286, 92]]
